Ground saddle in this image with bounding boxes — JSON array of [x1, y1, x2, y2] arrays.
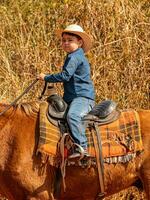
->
[[46, 93, 120, 126], [38, 89, 143, 199]]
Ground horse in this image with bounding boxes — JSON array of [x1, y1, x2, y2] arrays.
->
[[0, 101, 150, 200]]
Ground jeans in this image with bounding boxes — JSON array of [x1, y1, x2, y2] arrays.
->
[[67, 97, 95, 149]]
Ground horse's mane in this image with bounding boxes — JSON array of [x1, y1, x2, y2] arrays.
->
[[0, 101, 40, 117], [17, 101, 40, 116]]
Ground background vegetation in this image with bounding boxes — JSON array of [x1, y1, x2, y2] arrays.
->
[[0, 0, 149, 109], [0, 0, 149, 199]]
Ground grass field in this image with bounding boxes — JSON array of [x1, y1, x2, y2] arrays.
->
[[0, 0, 149, 108]]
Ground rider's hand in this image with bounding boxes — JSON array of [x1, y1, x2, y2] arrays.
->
[[37, 73, 46, 81]]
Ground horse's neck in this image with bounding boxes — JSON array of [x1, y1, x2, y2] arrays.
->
[[0, 103, 8, 110], [0, 102, 17, 113], [0, 104, 15, 129]]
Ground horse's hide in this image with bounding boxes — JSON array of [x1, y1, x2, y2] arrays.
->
[[38, 101, 143, 166]]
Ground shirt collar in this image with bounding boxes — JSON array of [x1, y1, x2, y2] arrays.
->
[[68, 48, 84, 56]]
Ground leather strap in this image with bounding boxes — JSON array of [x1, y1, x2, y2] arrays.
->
[[59, 133, 70, 191], [92, 123, 105, 198], [38, 81, 47, 100], [0, 79, 39, 116]]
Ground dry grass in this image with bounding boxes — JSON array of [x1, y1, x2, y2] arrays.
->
[[0, 0, 149, 108], [0, 0, 150, 199]]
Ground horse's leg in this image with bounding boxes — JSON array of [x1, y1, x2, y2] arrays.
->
[[0, 182, 17, 200], [0, 189, 16, 200], [27, 191, 55, 200]]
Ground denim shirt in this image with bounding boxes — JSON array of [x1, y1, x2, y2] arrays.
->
[[44, 48, 95, 103]]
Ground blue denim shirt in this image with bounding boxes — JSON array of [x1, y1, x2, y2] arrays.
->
[[44, 48, 95, 103]]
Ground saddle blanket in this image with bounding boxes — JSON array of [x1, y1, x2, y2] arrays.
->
[[38, 101, 143, 166]]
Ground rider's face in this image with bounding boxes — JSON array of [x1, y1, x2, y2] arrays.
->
[[61, 33, 83, 53]]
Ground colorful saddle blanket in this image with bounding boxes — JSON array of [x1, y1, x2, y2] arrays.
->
[[38, 102, 143, 166]]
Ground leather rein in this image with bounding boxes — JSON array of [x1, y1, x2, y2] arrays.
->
[[0, 79, 41, 116]]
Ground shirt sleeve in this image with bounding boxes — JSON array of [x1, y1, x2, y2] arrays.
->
[[44, 56, 78, 83]]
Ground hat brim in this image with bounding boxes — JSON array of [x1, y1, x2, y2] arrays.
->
[[55, 29, 93, 53]]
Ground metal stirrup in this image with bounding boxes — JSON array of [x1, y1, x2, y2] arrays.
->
[[73, 143, 85, 160]]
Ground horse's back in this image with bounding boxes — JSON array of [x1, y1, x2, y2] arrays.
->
[[137, 110, 150, 199], [138, 110, 150, 133]]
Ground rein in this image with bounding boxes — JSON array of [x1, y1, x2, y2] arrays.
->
[[0, 79, 39, 116]]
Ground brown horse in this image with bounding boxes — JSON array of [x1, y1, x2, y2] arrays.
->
[[0, 102, 150, 200]]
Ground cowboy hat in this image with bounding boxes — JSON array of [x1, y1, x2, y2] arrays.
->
[[55, 24, 93, 53]]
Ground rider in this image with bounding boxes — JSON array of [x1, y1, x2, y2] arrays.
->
[[38, 24, 95, 159]]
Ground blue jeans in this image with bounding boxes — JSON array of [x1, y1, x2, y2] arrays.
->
[[67, 97, 95, 149]]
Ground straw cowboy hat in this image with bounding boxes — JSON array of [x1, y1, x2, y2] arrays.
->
[[56, 24, 93, 53]]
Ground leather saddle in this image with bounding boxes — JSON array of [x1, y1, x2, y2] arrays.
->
[[46, 94, 120, 126]]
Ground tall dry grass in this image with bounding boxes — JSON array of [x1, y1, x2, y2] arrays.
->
[[0, 0, 150, 108]]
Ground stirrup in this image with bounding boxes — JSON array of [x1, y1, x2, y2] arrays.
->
[[68, 143, 85, 160]]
